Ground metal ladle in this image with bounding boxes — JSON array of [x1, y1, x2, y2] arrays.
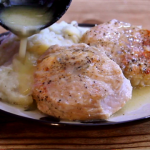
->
[[0, 0, 72, 59], [0, 0, 72, 36]]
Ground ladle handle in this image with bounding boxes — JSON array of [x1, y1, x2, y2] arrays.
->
[[0, 0, 55, 6], [0, 0, 10, 6]]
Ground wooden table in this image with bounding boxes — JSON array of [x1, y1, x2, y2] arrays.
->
[[1, 110, 150, 149], [1, 0, 150, 149]]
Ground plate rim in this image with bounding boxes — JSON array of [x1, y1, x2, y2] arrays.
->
[[0, 24, 150, 126]]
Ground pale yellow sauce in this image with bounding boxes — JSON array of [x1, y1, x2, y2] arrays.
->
[[19, 38, 27, 60], [113, 86, 150, 117], [13, 53, 36, 96]]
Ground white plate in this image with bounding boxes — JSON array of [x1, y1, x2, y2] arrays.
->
[[1, 26, 150, 126]]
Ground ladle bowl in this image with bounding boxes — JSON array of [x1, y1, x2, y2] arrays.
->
[[0, 0, 72, 35]]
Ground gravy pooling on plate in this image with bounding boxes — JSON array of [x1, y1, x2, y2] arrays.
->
[[112, 86, 150, 117]]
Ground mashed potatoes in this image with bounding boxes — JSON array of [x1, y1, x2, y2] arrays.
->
[[0, 65, 32, 106], [0, 21, 89, 107], [27, 21, 89, 54]]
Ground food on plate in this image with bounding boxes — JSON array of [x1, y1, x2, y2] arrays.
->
[[0, 21, 88, 107], [27, 21, 88, 55], [32, 44, 132, 121], [81, 19, 150, 87], [0, 20, 134, 121]]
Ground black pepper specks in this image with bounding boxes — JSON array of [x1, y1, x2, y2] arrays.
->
[[48, 80, 52, 84], [58, 99, 62, 103]]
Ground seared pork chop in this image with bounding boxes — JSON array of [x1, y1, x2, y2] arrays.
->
[[32, 44, 132, 121], [81, 19, 150, 87]]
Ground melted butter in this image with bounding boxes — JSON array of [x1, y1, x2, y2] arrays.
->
[[113, 86, 150, 117], [13, 53, 36, 96]]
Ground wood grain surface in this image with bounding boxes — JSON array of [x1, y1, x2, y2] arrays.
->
[[60, 0, 150, 29], [1, 111, 150, 149], [1, 0, 150, 149], [0, 113, 150, 149]]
